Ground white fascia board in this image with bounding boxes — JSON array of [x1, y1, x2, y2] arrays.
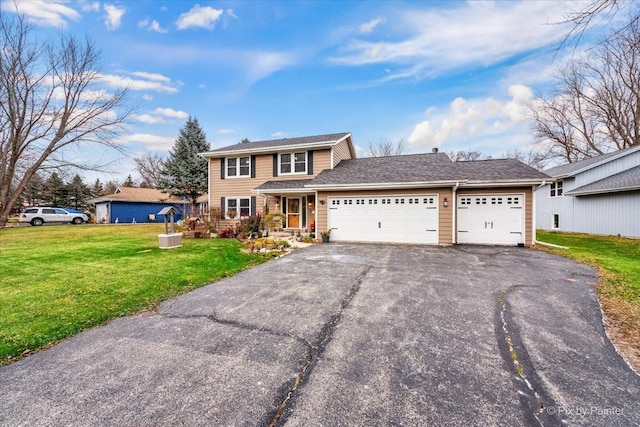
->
[[253, 188, 312, 195], [459, 179, 548, 187], [566, 184, 640, 196], [304, 181, 460, 191], [200, 140, 345, 158]]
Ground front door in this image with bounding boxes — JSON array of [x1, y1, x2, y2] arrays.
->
[[287, 198, 300, 228]]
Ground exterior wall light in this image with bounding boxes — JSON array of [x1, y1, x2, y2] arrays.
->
[[443, 198, 449, 207], [320, 200, 326, 205]]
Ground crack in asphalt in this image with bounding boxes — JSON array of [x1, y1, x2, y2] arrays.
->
[[160, 312, 315, 349], [267, 264, 374, 427], [496, 285, 561, 427]]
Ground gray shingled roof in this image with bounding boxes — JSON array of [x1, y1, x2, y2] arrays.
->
[[566, 165, 640, 195], [254, 179, 313, 190], [454, 159, 549, 181], [310, 153, 457, 185], [204, 132, 350, 154], [544, 145, 640, 177], [308, 154, 548, 186]]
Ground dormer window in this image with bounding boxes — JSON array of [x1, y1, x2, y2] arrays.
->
[[280, 152, 307, 174], [226, 157, 251, 178]]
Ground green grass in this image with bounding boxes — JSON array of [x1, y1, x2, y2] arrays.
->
[[0, 224, 270, 365], [536, 230, 640, 302]]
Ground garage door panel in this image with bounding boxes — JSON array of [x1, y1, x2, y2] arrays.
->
[[457, 194, 524, 245], [328, 195, 438, 244]]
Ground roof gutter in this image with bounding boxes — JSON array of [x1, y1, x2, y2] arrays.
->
[[200, 138, 349, 158], [459, 179, 548, 188], [305, 180, 462, 191]]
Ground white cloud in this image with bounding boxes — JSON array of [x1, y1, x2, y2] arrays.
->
[[333, 1, 576, 81], [271, 131, 287, 138], [217, 129, 235, 134], [133, 107, 189, 124], [81, 1, 100, 13], [408, 84, 535, 150], [130, 71, 171, 83], [138, 18, 168, 33], [155, 107, 188, 119], [176, 4, 224, 30], [246, 51, 296, 83], [103, 4, 125, 30], [117, 133, 175, 151], [97, 73, 178, 93], [142, 94, 153, 101], [359, 17, 385, 34], [226, 9, 237, 19], [2, 0, 80, 28]]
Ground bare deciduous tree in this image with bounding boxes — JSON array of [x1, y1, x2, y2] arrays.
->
[[0, 12, 131, 226], [444, 150, 485, 162], [134, 152, 165, 189], [366, 137, 408, 157], [530, 16, 640, 163]]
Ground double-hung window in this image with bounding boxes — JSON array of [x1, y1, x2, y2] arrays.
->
[[280, 152, 307, 174], [550, 181, 563, 197], [225, 197, 251, 219], [226, 157, 250, 178]]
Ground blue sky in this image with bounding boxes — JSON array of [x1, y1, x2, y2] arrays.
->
[[2, 0, 614, 183]]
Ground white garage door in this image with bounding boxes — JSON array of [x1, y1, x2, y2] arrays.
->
[[457, 194, 525, 245], [328, 195, 438, 244]]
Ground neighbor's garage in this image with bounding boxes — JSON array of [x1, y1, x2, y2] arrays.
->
[[456, 194, 525, 245], [328, 195, 439, 244]]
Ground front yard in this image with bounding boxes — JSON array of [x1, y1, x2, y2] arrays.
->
[[537, 230, 640, 370], [0, 224, 271, 365]]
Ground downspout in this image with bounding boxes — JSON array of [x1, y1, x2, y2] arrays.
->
[[532, 180, 546, 245], [314, 190, 319, 236], [452, 182, 459, 245]]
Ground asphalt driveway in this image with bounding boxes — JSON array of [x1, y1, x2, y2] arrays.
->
[[1, 244, 638, 426]]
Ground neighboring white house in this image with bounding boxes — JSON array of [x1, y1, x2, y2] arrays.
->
[[536, 145, 640, 238]]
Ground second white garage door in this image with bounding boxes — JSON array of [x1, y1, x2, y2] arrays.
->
[[328, 195, 438, 244], [457, 194, 525, 245]]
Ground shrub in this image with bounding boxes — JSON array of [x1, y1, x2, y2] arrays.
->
[[236, 215, 265, 239], [218, 227, 236, 238]]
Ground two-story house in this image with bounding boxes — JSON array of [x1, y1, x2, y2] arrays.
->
[[201, 132, 549, 246], [536, 145, 640, 238]]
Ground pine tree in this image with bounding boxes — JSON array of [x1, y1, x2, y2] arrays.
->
[[122, 175, 135, 187], [43, 173, 68, 207], [160, 117, 210, 215], [66, 175, 91, 210], [22, 173, 46, 206], [92, 179, 105, 197]]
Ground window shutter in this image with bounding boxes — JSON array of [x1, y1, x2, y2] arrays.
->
[[307, 151, 314, 175], [251, 196, 256, 216], [273, 153, 278, 177], [220, 197, 226, 219], [220, 158, 225, 180], [251, 155, 256, 178]]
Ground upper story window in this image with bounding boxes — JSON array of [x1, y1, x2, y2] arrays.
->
[[550, 180, 563, 197], [280, 152, 307, 174], [226, 157, 250, 178]]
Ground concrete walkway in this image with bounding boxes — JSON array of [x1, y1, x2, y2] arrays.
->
[[1, 244, 638, 426]]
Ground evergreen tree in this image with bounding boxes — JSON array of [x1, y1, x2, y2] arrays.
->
[[160, 117, 210, 215], [91, 179, 105, 197], [22, 173, 46, 206], [122, 175, 135, 187], [43, 173, 68, 207], [66, 175, 91, 210]]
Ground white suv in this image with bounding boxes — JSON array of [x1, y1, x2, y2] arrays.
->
[[19, 207, 89, 226]]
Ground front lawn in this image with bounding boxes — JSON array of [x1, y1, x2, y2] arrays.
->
[[536, 230, 640, 368], [0, 224, 270, 365]]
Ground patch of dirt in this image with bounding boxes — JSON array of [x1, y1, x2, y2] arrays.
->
[[598, 293, 640, 374]]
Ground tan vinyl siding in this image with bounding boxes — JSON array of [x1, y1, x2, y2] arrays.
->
[[209, 149, 331, 219], [457, 187, 533, 246], [317, 188, 453, 245], [332, 138, 353, 167]]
